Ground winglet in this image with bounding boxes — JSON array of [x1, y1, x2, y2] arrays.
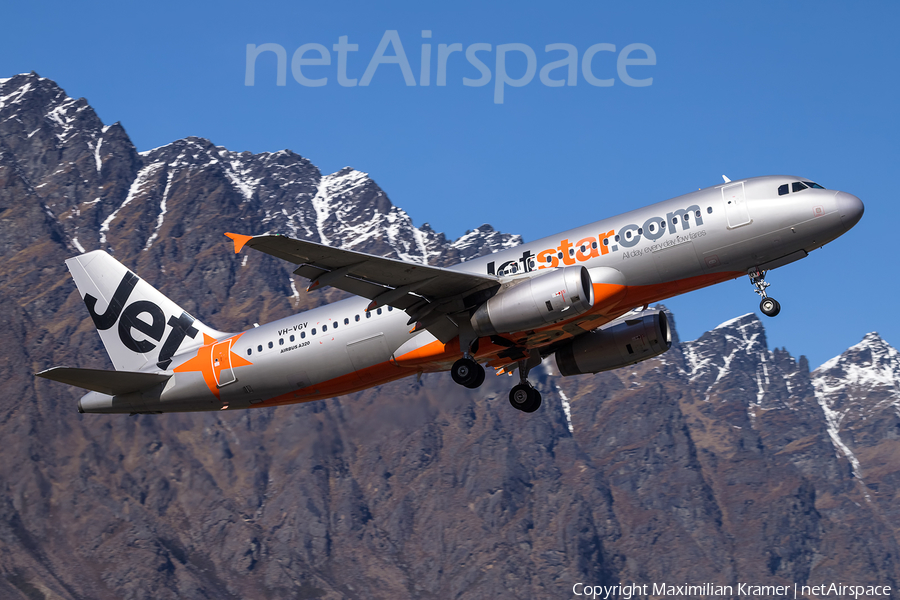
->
[[225, 232, 254, 254]]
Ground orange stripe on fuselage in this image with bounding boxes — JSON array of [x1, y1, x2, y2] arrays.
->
[[253, 269, 744, 409], [262, 360, 411, 407]]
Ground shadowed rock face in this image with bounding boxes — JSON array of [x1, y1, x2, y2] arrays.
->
[[0, 73, 898, 599]]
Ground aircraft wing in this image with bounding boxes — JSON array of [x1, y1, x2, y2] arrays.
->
[[226, 233, 499, 342]]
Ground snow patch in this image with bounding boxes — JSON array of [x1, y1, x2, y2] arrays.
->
[[93, 137, 103, 173], [0, 81, 33, 111], [143, 170, 173, 250], [557, 386, 574, 433], [100, 162, 163, 245], [71, 237, 85, 253]]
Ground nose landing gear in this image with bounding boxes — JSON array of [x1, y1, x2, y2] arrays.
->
[[749, 267, 781, 317]]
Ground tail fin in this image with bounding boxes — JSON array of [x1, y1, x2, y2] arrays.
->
[[66, 250, 228, 372]]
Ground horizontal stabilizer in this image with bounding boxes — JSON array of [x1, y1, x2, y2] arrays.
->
[[36, 367, 170, 396]]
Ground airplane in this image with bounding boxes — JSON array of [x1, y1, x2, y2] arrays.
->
[[37, 175, 864, 415]]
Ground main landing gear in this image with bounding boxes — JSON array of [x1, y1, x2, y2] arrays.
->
[[449, 350, 543, 413], [451, 356, 486, 389], [508, 352, 543, 413], [749, 267, 781, 317]]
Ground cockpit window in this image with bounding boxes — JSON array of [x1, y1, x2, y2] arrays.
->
[[778, 184, 789, 196], [792, 181, 808, 193], [804, 181, 825, 189]]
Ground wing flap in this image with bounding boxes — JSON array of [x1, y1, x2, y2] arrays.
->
[[36, 367, 171, 396]]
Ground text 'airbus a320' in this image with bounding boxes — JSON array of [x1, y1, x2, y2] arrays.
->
[[38, 175, 864, 414]]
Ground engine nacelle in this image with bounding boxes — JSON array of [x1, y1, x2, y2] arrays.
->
[[471, 266, 594, 337], [555, 309, 671, 376]]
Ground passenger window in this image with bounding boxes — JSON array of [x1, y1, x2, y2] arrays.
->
[[603, 239, 608, 246], [290, 335, 295, 342], [377, 308, 383, 315], [672, 218, 677, 224], [695, 210, 701, 218], [355, 314, 360, 322], [546, 255, 553, 262], [557, 252, 563, 259], [660, 221, 666, 229], [792, 181, 808, 193], [247, 348, 252, 356], [312, 328, 317, 335], [778, 184, 789, 196], [707, 206, 713, 214], [683, 214, 689, 221], [322, 324, 327, 332], [615, 235, 620, 242], [388, 306, 393, 311], [366, 312, 371, 319], [279, 338, 284, 346], [344, 318, 349, 325], [591, 242, 597, 249], [268, 341, 273, 349], [637, 228, 643, 235], [333, 321, 338, 329], [257, 345, 262, 352], [301, 331, 305, 339]]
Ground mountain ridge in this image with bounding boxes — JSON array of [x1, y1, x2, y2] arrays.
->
[[0, 73, 899, 599]]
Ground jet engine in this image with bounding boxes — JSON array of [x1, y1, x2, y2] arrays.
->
[[471, 266, 594, 336], [555, 309, 671, 376]]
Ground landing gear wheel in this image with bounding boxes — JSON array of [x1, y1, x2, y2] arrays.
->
[[760, 297, 781, 317], [451, 358, 483, 388], [509, 384, 542, 413], [467, 364, 486, 389]]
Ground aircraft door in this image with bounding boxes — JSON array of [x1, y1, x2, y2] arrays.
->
[[722, 182, 751, 228], [211, 339, 237, 387]]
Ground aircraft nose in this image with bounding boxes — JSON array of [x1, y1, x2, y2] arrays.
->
[[835, 191, 864, 230]]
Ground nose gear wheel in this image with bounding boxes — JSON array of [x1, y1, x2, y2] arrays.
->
[[748, 267, 780, 318], [760, 297, 781, 317]]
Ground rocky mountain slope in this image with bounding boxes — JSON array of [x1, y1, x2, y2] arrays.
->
[[0, 73, 898, 599]]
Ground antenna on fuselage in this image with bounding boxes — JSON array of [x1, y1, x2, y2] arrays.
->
[[722, 175, 731, 183]]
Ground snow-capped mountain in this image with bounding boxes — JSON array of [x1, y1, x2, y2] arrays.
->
[[0, 72, 521, 270], [811, 333, 900, 510], [2, 72, 900, 599]]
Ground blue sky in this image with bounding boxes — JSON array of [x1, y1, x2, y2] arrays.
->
[[2, 1, 897, 368]]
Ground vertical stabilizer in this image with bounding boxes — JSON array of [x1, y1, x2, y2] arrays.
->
[[66, 251, 228, 372]]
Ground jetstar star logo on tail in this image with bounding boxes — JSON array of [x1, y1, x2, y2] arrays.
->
[[173, 333, 253, 399]]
